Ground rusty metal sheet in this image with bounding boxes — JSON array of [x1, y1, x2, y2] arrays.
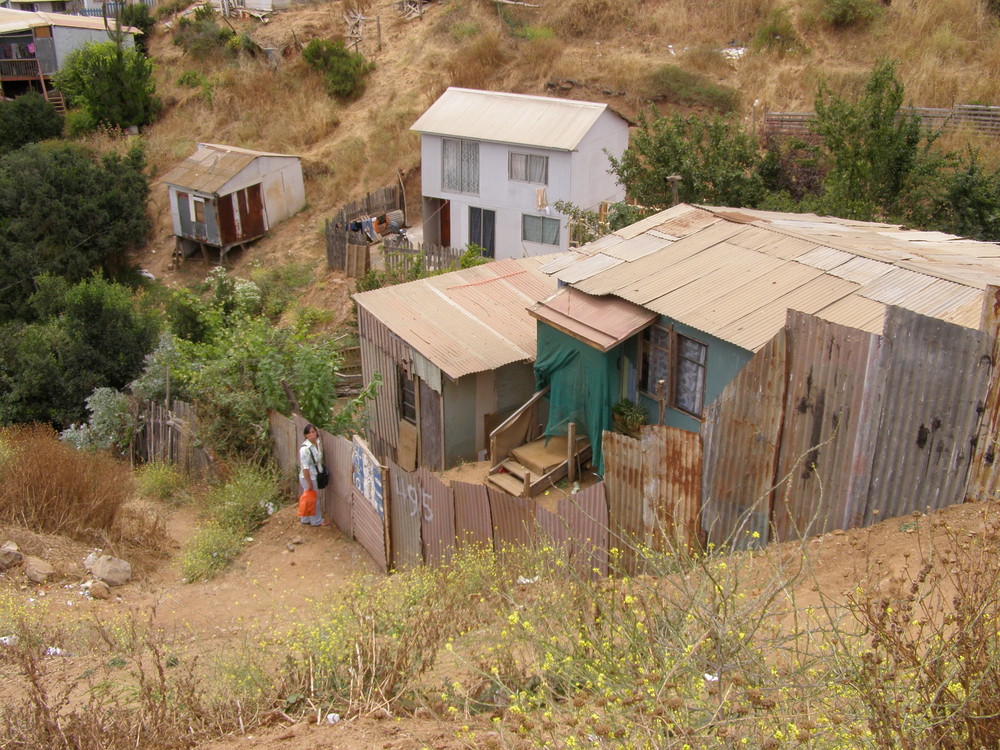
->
[[269, 410, 299, 478], [326, 434, 354, 538], [702, 328, 787, 549], [864, 306, 992, 524], [452, 482, 494, 550], [358, 307, 406, 465], [641, 425, 702, 552], [487, 487, 535, 550], [351, 437, 388, 571], [601, 430, 643, 575], [559, 483, 609, 578], [387, 461, 423, 570], [968, 286, 1000, 501], [417, 468, 455, 567], [772, 312, 882, 541]]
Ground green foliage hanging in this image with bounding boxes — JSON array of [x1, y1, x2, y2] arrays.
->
[[0, 93, 62, 157], [0, 142, 151, 322]]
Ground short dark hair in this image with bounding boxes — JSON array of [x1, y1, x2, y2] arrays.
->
[[303, 423, 316, 436]]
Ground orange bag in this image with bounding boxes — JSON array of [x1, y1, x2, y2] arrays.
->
[[298, 489, 317, 517]]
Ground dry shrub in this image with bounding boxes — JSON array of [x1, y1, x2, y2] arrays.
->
[[549, 0, 641, 39], [683, 0, 776, 39], [682, 45, 734, 77], [444, 32, 511, 90], [0, 425, 132, 543]]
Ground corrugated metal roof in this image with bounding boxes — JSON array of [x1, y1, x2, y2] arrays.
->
[[410, 87, 624, 151], [0, 7, 138, 33], [548, 204, 1000, 351], [161, 143, 299, 194], [353, 256, 560, 380], [529, 286, 657, 352]]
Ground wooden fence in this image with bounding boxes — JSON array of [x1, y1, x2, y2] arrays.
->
[[326, 184, 406, 275], [134, 400, 213, 477], [382, 240, 470, 276], [765, 104, 1000, 140]]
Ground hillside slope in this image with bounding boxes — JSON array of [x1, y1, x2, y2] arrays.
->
[[134, 0, 1000, 289]]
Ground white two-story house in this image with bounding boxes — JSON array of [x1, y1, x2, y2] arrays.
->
[[410, 87, 630, 260]]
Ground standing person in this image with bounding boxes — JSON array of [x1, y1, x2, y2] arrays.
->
[[299, 423, 329, 526]]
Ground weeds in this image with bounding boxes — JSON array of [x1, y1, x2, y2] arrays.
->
[[180, 463, 282, 581], [136, 461, 188, 503], [644, 65, 738, 113]]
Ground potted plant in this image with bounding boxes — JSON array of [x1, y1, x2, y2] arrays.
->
[[612, 399, 647, 438]]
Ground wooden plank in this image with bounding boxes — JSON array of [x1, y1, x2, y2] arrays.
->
[[397, 419, 417, 471]]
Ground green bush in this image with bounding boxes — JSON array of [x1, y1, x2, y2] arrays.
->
[[53, 41, 159, 129], [177, 70, 206, 87], [645, 65, 737, 113], [302, 39, 374, 101], [752, 8, 808, 55], [155, 0, 190, 18], [173, 16, 235, 58], [0, 93, 62, 156], [120, 2, 155, 51], [822, 0, 882, 29], [136, 461, 188, 503], [180, 464, 282, 581]]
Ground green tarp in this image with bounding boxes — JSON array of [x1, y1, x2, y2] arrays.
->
[[533, 322, 623, 475]]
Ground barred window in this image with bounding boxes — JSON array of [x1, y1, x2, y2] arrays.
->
[[442, 138, 479, 194]]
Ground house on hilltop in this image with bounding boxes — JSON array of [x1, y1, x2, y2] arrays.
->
[[162, 143, 305, 264], [353, 256, 560, 471], [0, 7, 138, 102], [526, 203, 1000, 477], [410, 87, 629, 260]]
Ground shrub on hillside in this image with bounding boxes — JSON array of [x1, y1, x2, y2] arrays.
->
[[0, 93, 62, 156], [822, 0, 882, 29], [302, 39, 373, 101], [120, 2, 155, 52], [173, 10, 235, 58], [0, 424, 132, 541], [752, 8, 808, 55], [644, 65, 738, 113]]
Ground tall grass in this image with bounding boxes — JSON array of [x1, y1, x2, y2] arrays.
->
[[0, 425, 133, 542]]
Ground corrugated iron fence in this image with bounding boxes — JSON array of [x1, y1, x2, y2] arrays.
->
[[269, 411, 687, 576], [703, 304, 996, 550], [326, 185, 405, 274]]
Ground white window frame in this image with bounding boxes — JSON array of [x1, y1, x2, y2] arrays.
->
[[522, 214, 560, 246], [638, 324, 708, 418], [442, 138, 479, 195], [509, 152, 549, 185]]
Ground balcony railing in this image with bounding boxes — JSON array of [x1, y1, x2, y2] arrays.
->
[[0, 59, 41, 79]]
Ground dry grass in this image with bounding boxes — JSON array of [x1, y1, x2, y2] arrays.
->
[[0, 426, 132, 543]]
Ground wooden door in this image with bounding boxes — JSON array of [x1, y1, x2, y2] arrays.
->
[[418, 378, 443, 471]]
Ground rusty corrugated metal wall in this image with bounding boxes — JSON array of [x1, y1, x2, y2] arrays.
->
[[536, 484, 610, 578], [488, 488, 535, 550], [602, 430, 643, 575], [641, 424, 702, 552], [701, 330, 786, 549], [967, 286, 1000, 502], [864, 306, 992, 523], [327, 434, 353, 537], [269, 409, 299, 478], [418, 468, 455, 567], [452, 482, 494, 550], [387, 460, 423, 569], [352, 437, 388, 572], [358, 306, 408, 463], [772, 313, 882, 541]]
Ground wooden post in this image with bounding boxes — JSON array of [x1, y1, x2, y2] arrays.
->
[[567, 421, 576, 485], [523, 472, 531, 498], [656, 379, 666, 425]]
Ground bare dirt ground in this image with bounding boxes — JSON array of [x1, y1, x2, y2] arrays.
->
[[4, 491, 999, 748]]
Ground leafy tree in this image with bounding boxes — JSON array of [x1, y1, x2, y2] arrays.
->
[[119, 2, 155, 53], [53, 41, 159, 129], [608, 111, 766, 209], [812, 60, 945, 222], [302, 39, 374, 101], [0, 142, 151, 322], [932, 148, 1000, 241], [0, 276, 158, 428], [0, 93, 62, 156]]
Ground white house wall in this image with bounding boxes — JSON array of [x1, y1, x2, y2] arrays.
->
[[52, 25, 133, 68], [568, 109, 628, 210], [419, 114, 627, 259], [215, 155, 305, 228]]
